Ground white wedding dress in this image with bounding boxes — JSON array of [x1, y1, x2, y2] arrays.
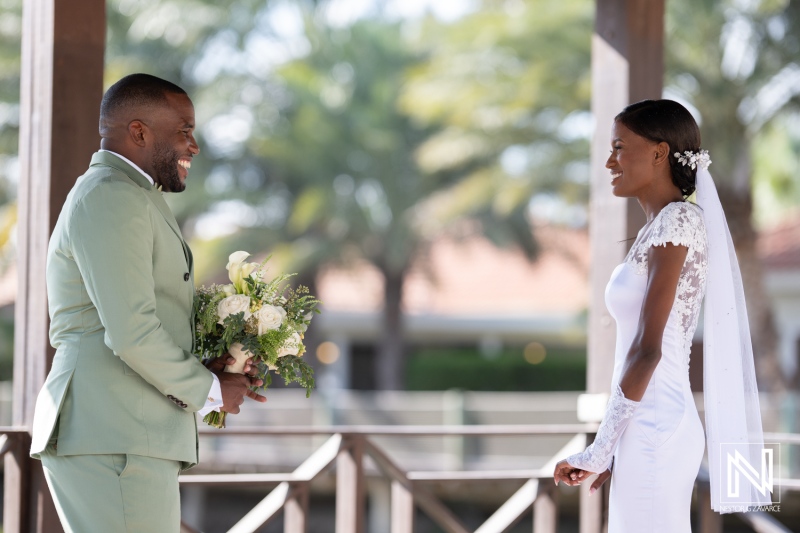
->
[[605, 201, 708, 532]]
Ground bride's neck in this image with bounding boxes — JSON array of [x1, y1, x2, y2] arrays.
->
[[637, 185, 685, 222]]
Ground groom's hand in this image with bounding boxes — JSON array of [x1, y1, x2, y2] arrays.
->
[[218, 372, 267, 414], [209, 354, 268, 414]]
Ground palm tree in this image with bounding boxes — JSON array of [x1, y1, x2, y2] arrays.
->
[[222, 18, 540, 389], [102, 0, 606, 390], [399, 0, 594, 223]]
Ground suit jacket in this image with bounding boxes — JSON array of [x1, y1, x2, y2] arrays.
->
[[31, 151, 213, 468]]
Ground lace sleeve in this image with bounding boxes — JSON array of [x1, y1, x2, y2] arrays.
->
[[645, 202, 703, 250], [566, 385, 639, 474]]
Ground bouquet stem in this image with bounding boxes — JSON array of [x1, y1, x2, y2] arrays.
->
[[204, 411, 227, 429]]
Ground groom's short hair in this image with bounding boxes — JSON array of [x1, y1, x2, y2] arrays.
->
[[100, 73, 187, 123]]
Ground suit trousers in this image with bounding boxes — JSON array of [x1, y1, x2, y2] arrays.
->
[[40, 444, 182, 533]]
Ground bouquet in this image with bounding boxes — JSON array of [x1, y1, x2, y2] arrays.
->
[[194, 251, 318, 428]]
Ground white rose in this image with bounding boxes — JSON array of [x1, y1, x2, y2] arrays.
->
[[226, 251, 250, 270], [217, 294, 252, 324], [278, 331, 303, 357], [255, 305, 287, 335], [220, 284, 236, 297], [224, 342, 251, 374]]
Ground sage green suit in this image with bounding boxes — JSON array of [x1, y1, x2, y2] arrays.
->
[[31, 151, 214, 532]]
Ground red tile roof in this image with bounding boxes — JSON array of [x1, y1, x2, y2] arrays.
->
[[318, 225, 590, 315], [758, 211, 800, 270]]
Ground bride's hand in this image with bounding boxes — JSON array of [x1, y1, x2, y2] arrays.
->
[[589, 468, 612, 495], [553, 459, 591, 486]]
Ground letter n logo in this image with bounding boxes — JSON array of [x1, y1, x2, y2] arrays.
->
[[726, 448, 773, 498]]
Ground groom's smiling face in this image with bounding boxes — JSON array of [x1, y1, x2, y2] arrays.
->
[[146, 93, 199, 193]]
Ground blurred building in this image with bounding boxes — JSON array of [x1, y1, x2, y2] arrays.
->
[[314, 224, 590, 390], [314, 217, 800, 391], [759, 211, 800, 382]]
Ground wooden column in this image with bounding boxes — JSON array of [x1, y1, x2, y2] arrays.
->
[[390, 480, 414, 533], [8, 0, 105, 531], [586, 5, 664, 532], [284, 485, 310, 533], [587, 0, 664, 393], [336, 436, 365, 533], [533, 482, 558, 533]]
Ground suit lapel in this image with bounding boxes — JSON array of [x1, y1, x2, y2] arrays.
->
[[91, 151, 191, 271], [147, 189, 184, 244], [149, 190, 193, 271]]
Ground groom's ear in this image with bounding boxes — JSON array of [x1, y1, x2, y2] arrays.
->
[[128, 120, 148, 147], [653, 141, 670, 166]]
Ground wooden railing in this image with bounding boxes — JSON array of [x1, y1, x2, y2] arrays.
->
[[179, 427, 800, 533], [181, 424, 599, 533], [0, 425, 797, 533]]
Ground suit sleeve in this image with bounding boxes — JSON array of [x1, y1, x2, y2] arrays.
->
[[69, 181, 213, 411]]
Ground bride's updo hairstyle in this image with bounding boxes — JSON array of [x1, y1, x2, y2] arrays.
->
[[614, 99, 701, 197]]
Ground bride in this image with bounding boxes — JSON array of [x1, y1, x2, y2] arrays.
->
[[553, 99, 769, 531]]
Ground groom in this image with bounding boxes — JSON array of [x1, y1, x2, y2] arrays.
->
[[30, 74, 265, 532]]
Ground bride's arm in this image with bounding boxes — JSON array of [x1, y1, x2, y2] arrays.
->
[[555, 242, 688, 483], [618, 241, 688, 399]]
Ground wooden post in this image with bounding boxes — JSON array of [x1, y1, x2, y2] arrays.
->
[[390, 480, 414, 533], [533, 482, 558, 533], [587, 0, 665, 393], [336, 436, 365, 533], [586, 3, 664, 529], [697, 482, 722, 533], [284, 484, 309, 533], [9, 0, 105, 531], [579, 481, 604, 533]]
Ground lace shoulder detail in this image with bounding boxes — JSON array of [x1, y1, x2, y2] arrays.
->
[[625, 201, 708, 365], [626, 202, 704, 275], [646, 201, 703, 250]]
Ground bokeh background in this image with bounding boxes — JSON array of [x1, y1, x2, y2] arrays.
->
[[1, 0, 800, 531]]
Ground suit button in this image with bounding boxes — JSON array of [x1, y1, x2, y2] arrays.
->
[[184, 273, 190, 281]]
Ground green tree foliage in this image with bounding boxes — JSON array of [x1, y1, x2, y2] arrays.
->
[[664, 0, 800, 390], [215, 17, 544, 389], [105, 2, 554, 389], [0, 0, 20, 259], [399, 0, 593, 230]]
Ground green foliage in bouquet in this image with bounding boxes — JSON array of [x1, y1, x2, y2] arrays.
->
[[193, 252, 320, 428]]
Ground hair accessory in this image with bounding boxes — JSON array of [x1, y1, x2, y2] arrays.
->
[[673, 149, 711, 170]]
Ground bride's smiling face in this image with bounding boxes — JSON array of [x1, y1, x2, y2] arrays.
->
[[605, 121, 659, 198]]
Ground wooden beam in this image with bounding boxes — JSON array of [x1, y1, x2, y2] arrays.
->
[[363, 439, 469, 533], [390, 480, 414, 533], [197, 424, 598, 437], [474, 479, 537, 533], [588, 0, 664, 388], [10, 0, 105, 531], [586, 4, 663, 531], [697, 481, 722, 533], [284, 484, 309, 533], [533, 482, 559, 533], [587, 0, 665, 394], [336, 436, 365, 533], [228, 482, 291, 533]]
